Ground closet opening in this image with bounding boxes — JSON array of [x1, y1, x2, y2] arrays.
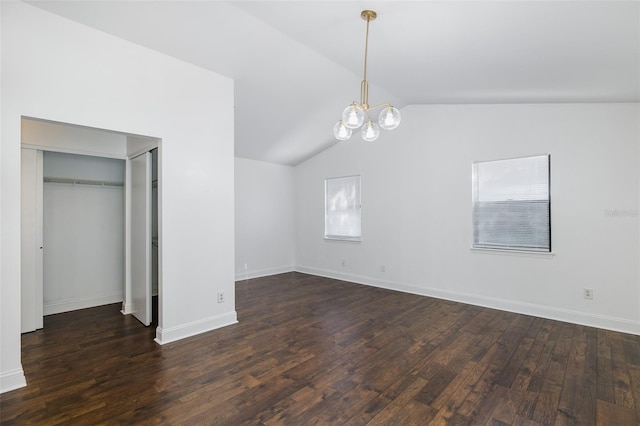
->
[[20, 117, 160, 336]]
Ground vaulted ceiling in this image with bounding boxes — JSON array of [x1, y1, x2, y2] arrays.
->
[[28, 1, 640, 165]]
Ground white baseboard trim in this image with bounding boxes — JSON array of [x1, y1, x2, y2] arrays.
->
[[0, 368, 27, 394], [120, 300, 133, 315], [295, 265, 640, 336], [154, 311, 238, 345], [44, 292, 124, 315], [235, 265, 294, 282]]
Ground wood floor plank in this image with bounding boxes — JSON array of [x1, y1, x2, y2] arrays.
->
[[264, 385, 336, 425], [429, 357, 493, 423], [366, 377, 429, 425], [596, 328, 616, 404], [487, 387, 526, 425], [596, 399, 637, 426], [628, 364, 640, 421], [556, 326, 597, 426], [466, 382, 510, 425], [1, 272, 639, 425], [608, 329, 636, 410]]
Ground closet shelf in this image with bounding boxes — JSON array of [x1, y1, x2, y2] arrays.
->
[[44, 177, 124, 187]]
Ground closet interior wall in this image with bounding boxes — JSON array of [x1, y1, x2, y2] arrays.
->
[[43, 151, 126, 315]]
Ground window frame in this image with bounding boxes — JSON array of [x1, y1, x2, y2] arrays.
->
[[471, 154, 551, 254], [324, 175, 362, 242]]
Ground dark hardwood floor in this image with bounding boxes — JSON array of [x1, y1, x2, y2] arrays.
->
[[1, 272, 640, 425]]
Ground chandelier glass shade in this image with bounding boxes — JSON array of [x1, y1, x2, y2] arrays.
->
[[333, 10, 401, 142]]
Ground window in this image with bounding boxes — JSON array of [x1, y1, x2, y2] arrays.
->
[[472, 154, 550, 252], [325, 175, 361, 241]]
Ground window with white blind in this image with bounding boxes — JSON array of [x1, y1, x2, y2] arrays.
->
[[472, 154, 551, 252], [325, 175, 361, 241]]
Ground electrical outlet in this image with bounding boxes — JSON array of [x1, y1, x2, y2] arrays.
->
[[244, 263, 248, 272], [217, 292, 225, 303], [341, 259, 346, 267], [583, 288, 593, 300], [380, 265, 386, 272]]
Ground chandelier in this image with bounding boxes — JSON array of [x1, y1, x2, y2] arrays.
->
[[333, 10, 401, 142]]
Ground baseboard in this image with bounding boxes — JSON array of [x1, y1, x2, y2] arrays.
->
[[154, 311, 238, 345], [0, 368, 27, 394], [44, 292, 124, 315], [235, 265, 294, 282], [120, 300, 133, 315], [295, 265, 640, 336]]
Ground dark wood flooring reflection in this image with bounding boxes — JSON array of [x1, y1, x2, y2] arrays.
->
[[2, 272, 640, 425]]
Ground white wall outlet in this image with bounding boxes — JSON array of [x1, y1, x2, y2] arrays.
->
[[341, 259, 346, 267], [583, 288, 593, 300], [244, 263, 248, 272], [217, 292, 225, 303]]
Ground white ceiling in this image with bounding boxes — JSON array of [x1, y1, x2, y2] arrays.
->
[[27, 1, 640, 165]]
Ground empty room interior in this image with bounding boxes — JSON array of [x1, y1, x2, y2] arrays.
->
[[1, 1, 639, 424]]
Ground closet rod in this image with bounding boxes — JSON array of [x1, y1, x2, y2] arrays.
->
[[44, 177, 124, 187]]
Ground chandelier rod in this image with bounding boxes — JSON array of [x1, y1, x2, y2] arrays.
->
[[363, 12, 370, 84], [360, 10, 376, 109]]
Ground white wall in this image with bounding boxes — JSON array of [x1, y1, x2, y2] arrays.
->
[[295, 103, 640, 335], [1, 2, 235, 393], [43, 152, 125, 315], [235, 158, 295, 280]]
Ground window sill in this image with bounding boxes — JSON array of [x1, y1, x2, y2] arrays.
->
[[324, 237, 362, 243], [470, 247, 554, 258]]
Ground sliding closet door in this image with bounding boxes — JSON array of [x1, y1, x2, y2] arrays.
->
[[21, 148, 44, 332], [131, 152, 152, 326]]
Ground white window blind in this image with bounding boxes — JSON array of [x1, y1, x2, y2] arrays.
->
[[325, 175, 361, 241], [472, 154, 550, 252]]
